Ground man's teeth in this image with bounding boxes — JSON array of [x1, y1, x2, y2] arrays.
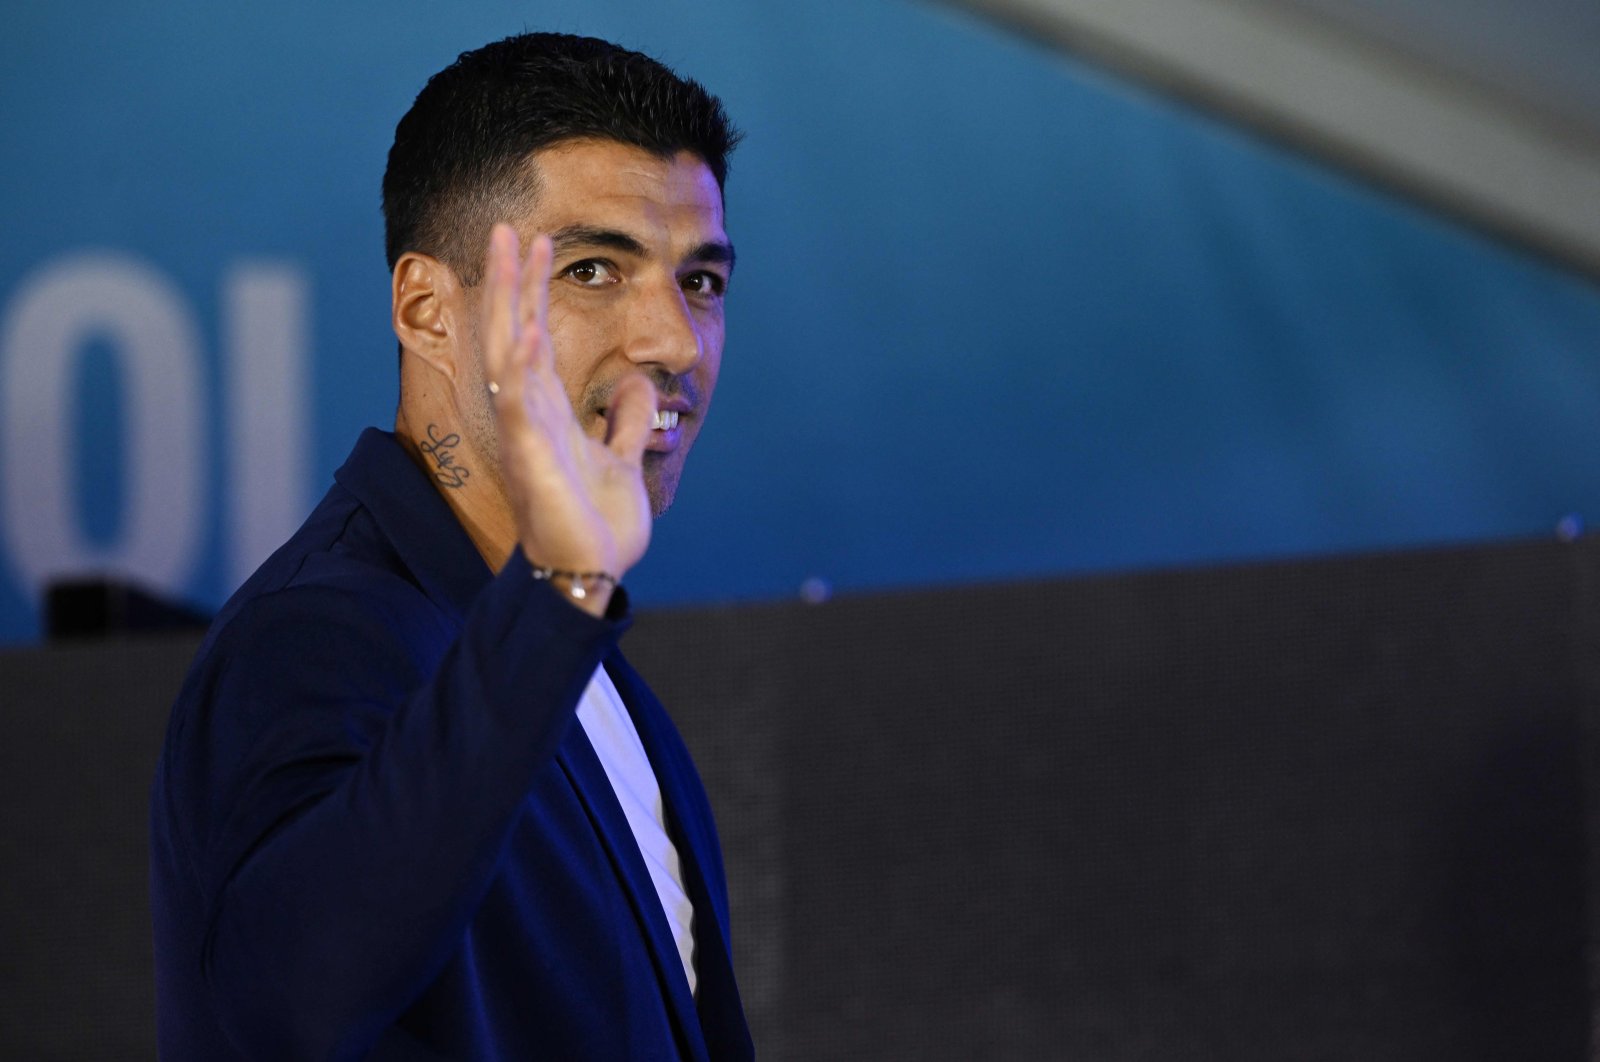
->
[[650, 410, 680, 431]]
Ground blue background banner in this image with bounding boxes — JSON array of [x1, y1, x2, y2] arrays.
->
[[2, 0, 1598, 642]]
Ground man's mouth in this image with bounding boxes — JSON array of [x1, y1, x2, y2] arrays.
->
[[597, 405, 686, 454], [597, 407, 683, 427]]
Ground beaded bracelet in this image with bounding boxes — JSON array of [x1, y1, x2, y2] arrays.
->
[[531, 565, 618, 602]]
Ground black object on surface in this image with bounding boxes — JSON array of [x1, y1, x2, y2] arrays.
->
[[44, 578, 211, 641]]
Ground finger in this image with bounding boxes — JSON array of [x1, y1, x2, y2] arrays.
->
[[488, 229, 542, 427], [520, 234, 552, 332], [604, 372, 657, 465], [517, 235, 554, 376], [481, 223, 519, 386], [496, 325, 540, 418]]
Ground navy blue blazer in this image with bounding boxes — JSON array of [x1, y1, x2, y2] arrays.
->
[[150, 428, 752, 1060]]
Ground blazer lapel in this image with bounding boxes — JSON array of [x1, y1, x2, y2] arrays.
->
[[603, 658, 754, 1061], [556, 722, 710, 1062]]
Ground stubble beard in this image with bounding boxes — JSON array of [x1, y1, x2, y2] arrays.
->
[[460, 338, 507, 502]]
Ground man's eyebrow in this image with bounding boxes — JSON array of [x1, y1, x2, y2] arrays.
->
[[689, 240, 737, 273], [547, 224, 736, 273], [548, 225, 646, 257]]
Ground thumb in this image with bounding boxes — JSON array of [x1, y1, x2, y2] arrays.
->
[[605, 372, 658, 465]]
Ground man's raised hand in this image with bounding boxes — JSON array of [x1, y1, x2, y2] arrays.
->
[[481, 222, 655, 612]]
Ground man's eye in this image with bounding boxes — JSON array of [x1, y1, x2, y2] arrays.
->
[[562, 260, 617, 286], [683, 271, 726, 297]]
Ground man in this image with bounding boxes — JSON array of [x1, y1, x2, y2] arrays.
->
[[150, 32, 752, 1060]]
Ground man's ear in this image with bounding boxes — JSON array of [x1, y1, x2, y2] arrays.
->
[[392, 252, 465, 381]]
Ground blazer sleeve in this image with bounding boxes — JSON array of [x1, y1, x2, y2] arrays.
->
[[157, 548, 619, 1059]]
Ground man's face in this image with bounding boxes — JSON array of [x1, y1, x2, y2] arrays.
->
[[464, 139, 731, 517]]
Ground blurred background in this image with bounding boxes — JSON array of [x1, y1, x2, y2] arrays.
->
[[2, 0, 1597, 640], [5, 2, 1600, 1058]]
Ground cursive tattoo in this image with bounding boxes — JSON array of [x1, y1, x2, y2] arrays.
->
[[420, 424, 471, 488]]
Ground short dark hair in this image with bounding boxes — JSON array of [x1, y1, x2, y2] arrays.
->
[[382, 32, 742, 284]]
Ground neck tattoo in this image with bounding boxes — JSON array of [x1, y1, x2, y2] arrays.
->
[[419, 423, 471, 488]]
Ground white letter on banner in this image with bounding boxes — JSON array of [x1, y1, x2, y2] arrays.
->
[[224, 264, 309, 589], [0, 254, 203, 594]]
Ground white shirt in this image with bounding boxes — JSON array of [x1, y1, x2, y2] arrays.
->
[[576, 665, 698, 994]]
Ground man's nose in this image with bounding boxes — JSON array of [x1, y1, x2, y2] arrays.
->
[[622, 276, 703, 375]]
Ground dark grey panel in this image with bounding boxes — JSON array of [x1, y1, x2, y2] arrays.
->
[[4, 537, 1595, 1059], [633, 539, 1592, 1059], [0, 635, 200, 1062]]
